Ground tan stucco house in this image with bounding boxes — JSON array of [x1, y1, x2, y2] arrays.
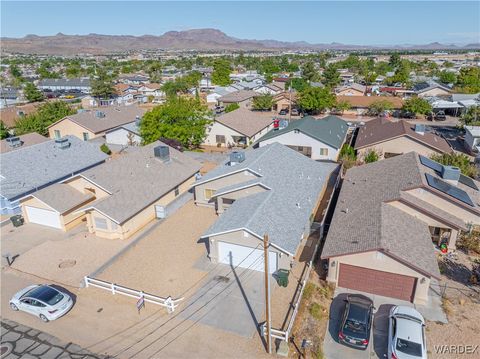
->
[[47, 106, 146, 141], [322, 152, 479, 304], [21, 142, 201, 239], [354, 117, 452, 160], [192, 143, 338, 274], [335, 83, 367, 96]]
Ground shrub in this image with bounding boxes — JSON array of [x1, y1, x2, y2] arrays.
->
[[457, 230, 480, 254], [225, 103, 240, 113], [303, 282, 318, 301], [100, 143, 111, 155], [364, 149, 379, 163], [309, 303, 325, 320]]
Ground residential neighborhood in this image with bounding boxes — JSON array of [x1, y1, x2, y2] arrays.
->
[[1, 2, 480, 359]]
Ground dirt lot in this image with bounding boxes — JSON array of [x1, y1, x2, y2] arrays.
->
[[98, 200, 218, 297]]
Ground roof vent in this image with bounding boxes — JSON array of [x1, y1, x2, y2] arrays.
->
[[414, 124, 425, 135], [6, 136, 22, 148], [154, 145, 170, 162], [55, 137, 71, 150], [229, 151, 245, 166], [342, 208, 349, 214], [95, 110, 106, 118], [441, 165, 460, 184]]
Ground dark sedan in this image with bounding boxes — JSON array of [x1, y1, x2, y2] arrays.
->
[[338, 294, 374, 350]]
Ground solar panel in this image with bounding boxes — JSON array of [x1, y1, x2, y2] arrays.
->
[[459, 174, 479, 191], [425, 174, 475, 207], [419, 155, 442, 173]]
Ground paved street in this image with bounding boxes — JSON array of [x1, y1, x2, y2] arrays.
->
[[1, 319, 103, 359]]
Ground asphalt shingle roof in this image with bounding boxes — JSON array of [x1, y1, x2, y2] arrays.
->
[[198, 143, 338, 255], [32, 183, 94, 214], [258, 115, 348, 150], [0, 133, 48, 153], [219, 90, 258, 103], [0, 135, 108, 201], [215, 108, 274, 137]]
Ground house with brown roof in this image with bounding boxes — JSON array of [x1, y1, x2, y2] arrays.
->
[[218, 90, 258, 109], [203, 108, 274, 147], [336, 95, 403, 116], [335, 83, 367, 96], [322, 153, 480, 304], [0, 102, 41, 128], [47, 106, 146, 141], [354, 117, 452, 160], [0, 133, 48, 153]]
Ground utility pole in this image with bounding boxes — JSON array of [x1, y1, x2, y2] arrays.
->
[[264, 234, 272, 354]]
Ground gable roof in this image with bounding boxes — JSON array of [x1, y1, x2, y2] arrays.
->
[[413, 80, 452, 94], [214, 108, 274, 138], [219, 90, 258, 103], [0, 102, 41, 128], [28, 183, 94, 214], [336, 95, 404, 108], [38, 78, 91, 88], [48, 106, 146, 134], [0, 135, 108, 201], [105, 121, 140, 136], [336, 83, 367, 94], [258, 115, 348, 150], [197, 143, 338, 255], [354, 117, 452, 153], [77, 141, 201, 224], [1, 133, 48, 153], [321, 152, 479, 278]]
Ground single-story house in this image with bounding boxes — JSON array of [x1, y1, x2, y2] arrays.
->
[[256, 115, 348, 161], [37, 78, 91, 93], [1, 133, 48, 153], [335, 83, 367, 96], [203, 108, 274, 147], [206, 86, 236, 104], [47, 106, 146, 141], [464, 126, 480, 153], [413, 80, 452, 98], [253, 83, 284, 95], [272, 91, 297, 113], [354, 117, 452, 159], [336, 95, 404, 115], [218, 90, 258, 109], [322, 152, 480, 304], [105, 119, 142, 146], [1, 136, 108, 215], [0, 102, 41, 128], [21, 142, 201, 237], [193, 143, 338, 273]]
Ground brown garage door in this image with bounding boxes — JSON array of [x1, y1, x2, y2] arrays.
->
[[338, 264, 417, 302]]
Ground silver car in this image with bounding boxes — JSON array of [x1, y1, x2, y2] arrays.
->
[[388, 306, 427, 359], [9, 284, 73, 322]]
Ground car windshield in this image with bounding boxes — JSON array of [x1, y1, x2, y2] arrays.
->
[[396, 338, 422, 357], [343, 319, 367, 335], [26, 286, 64, 306]]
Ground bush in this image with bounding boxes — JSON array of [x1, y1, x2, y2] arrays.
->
[[364, 149, 379, 163], [457, 230, 480, 254], [100, 143, 111, 155], [309, 303, 325, 320], [303, 282, 318, 301], [430, 152, 477, 178], [225, 103, 240, 113]]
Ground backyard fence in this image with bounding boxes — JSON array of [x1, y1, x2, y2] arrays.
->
[[431, 281, 480, 304], [84, 276, 184, 313]]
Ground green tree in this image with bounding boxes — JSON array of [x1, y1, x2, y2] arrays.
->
[[301, 61, 319, 82], [364, 149, 379, 163], [402, 97, 432, 117], [339, 143, 357, 171], [90, 68, 115, 99], [456, 67, 480, 93], [297, 87, 336, 114], [100, 143, 112, 155], [285, 78, 310, 92], [321, 65, 340, 88], [430, 153, 477, 178], [140, 97, 211, 149], [438, 71, 456, 84], [225, 103, 240, 113], [211, 59, 231, 86], [15, 101, 75, 136], [147, 61, 163, 83], [0, 121, 9, 139], [334, 100, 351, 114], [252, 94, 273, 111], [9, 64, 23, 79], [24, 82, 44, 102], [460, 106, 480, 126], [367, 100, 394, 116], [389, 53, 401, 68]]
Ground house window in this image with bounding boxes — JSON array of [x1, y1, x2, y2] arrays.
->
[[82, 132, 90, 141], [54, 130, 61, 139], [216, 135, 226, 144], [94, 217, 108, 230], [204, 189, 216, 200], [320, 148, 329, 156], [174, 186, 180, 197]]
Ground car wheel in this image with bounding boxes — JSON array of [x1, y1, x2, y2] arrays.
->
[[9, 303, 18, 311], [39, 314, 49, 323]]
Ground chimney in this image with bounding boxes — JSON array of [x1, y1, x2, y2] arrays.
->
[[414, 124, 425, 135], [229, 151, 245, 166], [6, 136, 22, 148], [154, 145, 170, 163], [55, 137, 71, 150], [441, 165, 461, 185]]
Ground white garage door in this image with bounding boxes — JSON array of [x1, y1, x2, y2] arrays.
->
[[25, 206, 61, 229], [218, 241, 278, 273]]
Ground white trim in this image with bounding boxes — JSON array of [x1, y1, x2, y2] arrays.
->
[[193, 168, 263, 187], [19, 195, 60, 213], [77, 174, 113, 195], [212, 182, 271, 198], [73, 205, 120, 224]]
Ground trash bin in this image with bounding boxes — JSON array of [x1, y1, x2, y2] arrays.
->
[[276, 269, 290, 287], [10, 215, 24, 227]]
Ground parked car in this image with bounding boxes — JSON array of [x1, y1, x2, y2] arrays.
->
[[338, 294, 374, 350], [291, 108, 299, 116], [427, 111, 446, 121], [388, 306, 427, 359], [9, 284, 73, 322], [279, 108, 289, 115]]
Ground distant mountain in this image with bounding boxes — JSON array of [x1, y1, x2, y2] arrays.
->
[[1, 28, 479, 55]]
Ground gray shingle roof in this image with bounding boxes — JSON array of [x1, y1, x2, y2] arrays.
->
[[215, 108, 274, 137], [1, 133, 48, 153], [32, 183, 94, 214], [258, 115, 348, 150], [38, 78, 91, 88], [0, 136, 108, 201], [79, 141, 201, 223], [49, 106, 145, 134], [198, 143, 338, 255], [321, 152, 475, 278], [219, 90, 258, 103]]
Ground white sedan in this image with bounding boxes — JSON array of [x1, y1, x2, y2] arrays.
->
[[9, 284, 73, 322], [388, 306, 427, 359]]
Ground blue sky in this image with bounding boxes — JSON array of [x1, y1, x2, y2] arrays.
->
[[1, 1, 479, 45]]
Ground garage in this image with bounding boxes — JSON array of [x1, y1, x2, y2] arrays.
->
[[218, 241, 277, 273], [24, 206, 61, 229], [338, 264, 417, 302]]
